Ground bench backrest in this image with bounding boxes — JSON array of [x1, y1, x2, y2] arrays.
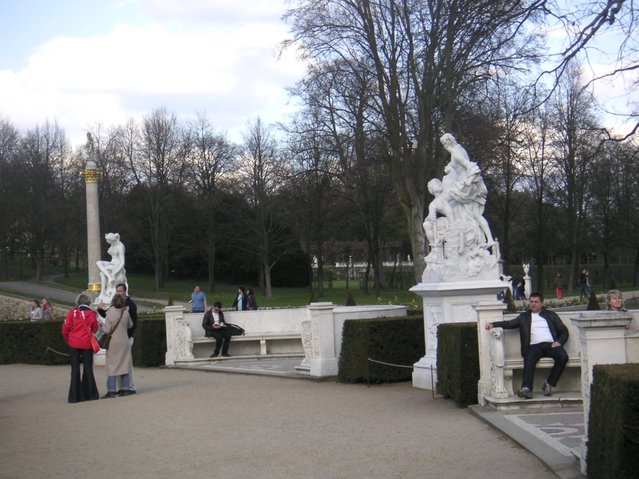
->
[[499, 311, 581, 359], [184, 308, 307, 340]]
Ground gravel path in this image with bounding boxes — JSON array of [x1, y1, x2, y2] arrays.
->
[[0, 364, 555, 479]]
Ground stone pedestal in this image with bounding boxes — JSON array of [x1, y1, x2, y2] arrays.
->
[[308, 302, 338, 377], [474, 301, 507, 405], [164, 305, 188, 366], [410, 279, 507, 390], [570, 311, 632, 476]]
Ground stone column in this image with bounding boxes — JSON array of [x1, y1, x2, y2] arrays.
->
[[474, 300, 507, 405], [81, 154, 101, 294], [308, 302, 338, 377], [570, 311, 632, 476]]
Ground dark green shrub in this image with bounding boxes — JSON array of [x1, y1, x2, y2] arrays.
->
[[503, 288, 517, 312], [437, 322, 479, 407], [345, 291, 356, 306], [338, 316, 424, 383], [131, 317, 166, 367], [587, 364, 639, 478], [587, 291, 601, 310], [0, 320, 69, 365], [0, 315, 166, 367]]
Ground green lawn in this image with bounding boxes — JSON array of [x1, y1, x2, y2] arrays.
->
[[51, 272, 422, 309]]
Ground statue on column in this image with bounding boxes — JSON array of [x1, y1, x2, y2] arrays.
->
[[95, 232, 128, 304], [422, 133, 500, 282]]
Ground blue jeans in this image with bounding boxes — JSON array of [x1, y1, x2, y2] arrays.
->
[[107, 374, 129, 392]]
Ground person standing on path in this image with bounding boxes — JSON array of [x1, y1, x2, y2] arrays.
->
[[62, 294, 100, 403], [102, 294, 133, 398], [554, 273, 563, 299], [485, 292, 569, 399], [190, 285, 207, 313], [232, 286, 247, 311], [29, 299, 43, 321], [98, 282, 138, 394]]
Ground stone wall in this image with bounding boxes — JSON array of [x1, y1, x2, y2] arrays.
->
[[0, 295, 68, 321]]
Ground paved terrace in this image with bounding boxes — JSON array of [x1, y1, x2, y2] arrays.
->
[[1, 363, 567, 479]]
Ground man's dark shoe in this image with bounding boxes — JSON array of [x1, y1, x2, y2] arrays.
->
[[221, 353, 231, 357], [127, 390, 136, 395], [102, 392, 117, 399], [542, 382, 553, 396], [210, 352, 219, 358], [517, 387, 533, 399]]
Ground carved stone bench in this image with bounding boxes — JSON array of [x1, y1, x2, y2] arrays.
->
[[488, 324, 581, 402], [191, 332, 303, 357]]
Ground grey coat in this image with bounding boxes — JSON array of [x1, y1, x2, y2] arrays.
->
[[104, 307, 133, 376]]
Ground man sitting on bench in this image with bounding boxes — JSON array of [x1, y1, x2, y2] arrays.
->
[[202, 302, 232, 358], [486, 291, 569, 399]]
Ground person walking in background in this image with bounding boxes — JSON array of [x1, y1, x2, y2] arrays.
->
[[232, 286, 247, 311], [190, 285, 207, 313], [62, 294, 100, 403], [42, 298, 54, 321], [202, 302, 232, 357], [485, 292, 569, 399], [29, 299, 43, 321], [102, 294, 133, 398], [580, 268, 590, 299], [554, 273, 563, 299], [247, 288, 258, 310]]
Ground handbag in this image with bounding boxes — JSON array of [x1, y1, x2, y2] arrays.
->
[[99, 309, 125, 350], [226, 323, 245, 336], [89, 333, 101, 353]]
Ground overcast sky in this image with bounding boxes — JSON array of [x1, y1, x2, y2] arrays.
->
[[0, 0, 306, 147]]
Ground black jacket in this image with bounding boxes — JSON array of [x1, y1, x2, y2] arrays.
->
[[202, 309, 226, 337], [97, 296, 138, 338], [492, 308, 569, 356]]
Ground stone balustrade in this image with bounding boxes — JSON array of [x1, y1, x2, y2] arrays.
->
[[164, 303, 407, 378]]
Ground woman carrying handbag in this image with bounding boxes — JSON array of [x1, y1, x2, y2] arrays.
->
[[102, 294, 133, 398], [61, 294, 100, 403]]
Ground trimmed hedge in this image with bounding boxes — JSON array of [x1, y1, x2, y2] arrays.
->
[[338, 316, 424, 383], [587, 363, 639, 478], [0, 315, 166, 367], [436, 322, 479, 407]]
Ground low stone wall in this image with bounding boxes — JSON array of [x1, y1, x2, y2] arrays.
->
[[0, 294, 67, 321]]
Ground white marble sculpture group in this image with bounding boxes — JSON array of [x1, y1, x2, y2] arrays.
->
[[422, 133, 499, 282]]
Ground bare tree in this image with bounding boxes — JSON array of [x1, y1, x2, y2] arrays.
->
[[15, 121, 70, 280], [187, 113, 237, 293], [537, 0, 639, 141], [236, 118, 291, 299], [0, 118, 20, 278], [549, 65, 600, 291], [285, 0, 545, 281], [127, 108, 189, 290], [519, 103, 556, 289]]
